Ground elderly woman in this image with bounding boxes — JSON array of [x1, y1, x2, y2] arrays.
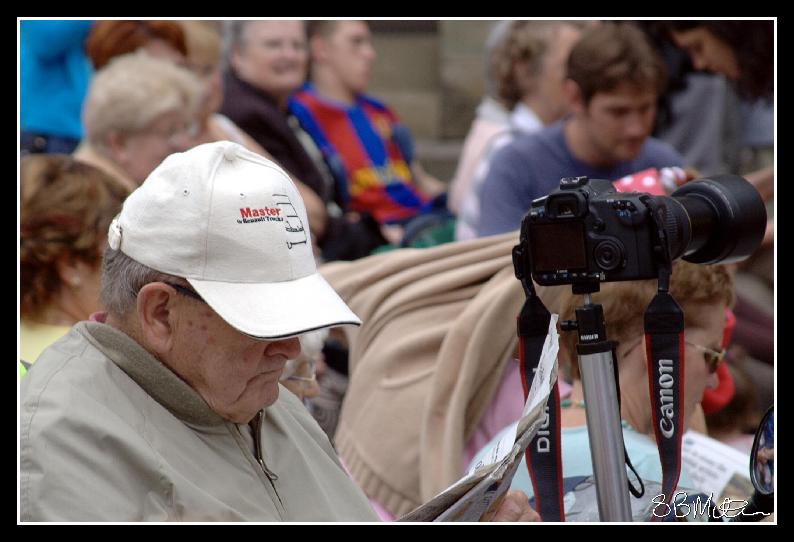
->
[[20, 154, 130, 372], [220, 20, 389, 263], [176, 21, 267, 153], [468, 260, 733, 520], [74, 51, 201, 190]]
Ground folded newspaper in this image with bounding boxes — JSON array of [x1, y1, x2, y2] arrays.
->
[[399, 315, 560, 522]]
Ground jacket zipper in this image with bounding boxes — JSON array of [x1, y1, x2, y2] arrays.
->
[[251, 411, 284, 508]]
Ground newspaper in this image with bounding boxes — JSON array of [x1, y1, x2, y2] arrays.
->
[[681, 430, 754, 503], [399, 315, 560, 522]]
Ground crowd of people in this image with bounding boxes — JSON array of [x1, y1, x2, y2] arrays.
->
[[19, 19, 774, 522]]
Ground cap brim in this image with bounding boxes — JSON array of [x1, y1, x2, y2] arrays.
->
[[187, 273, 361, 340]]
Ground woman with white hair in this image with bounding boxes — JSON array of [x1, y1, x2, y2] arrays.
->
[[74, 51, 202, 190]]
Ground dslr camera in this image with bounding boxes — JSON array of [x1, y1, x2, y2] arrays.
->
[[514, 175, 767, 286]]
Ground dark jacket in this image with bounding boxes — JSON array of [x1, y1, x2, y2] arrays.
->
[[220, 70, 329, 201], [220, 70, 386, 261]]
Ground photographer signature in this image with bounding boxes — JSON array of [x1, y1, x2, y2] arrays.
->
[[651, 492, 772, 519]]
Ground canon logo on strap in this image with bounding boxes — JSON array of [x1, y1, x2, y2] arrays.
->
[[658, 358, 675, 438]]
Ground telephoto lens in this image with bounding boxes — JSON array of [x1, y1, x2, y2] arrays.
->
[[663, 174, 767, 264]]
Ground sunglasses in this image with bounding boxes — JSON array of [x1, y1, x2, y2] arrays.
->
[[685, 341, 726, 374]]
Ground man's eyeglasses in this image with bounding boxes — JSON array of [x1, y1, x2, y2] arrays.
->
[[686, 341, 726, 374], [163, 282, 206, 304], [141, 121, 198, 147], [282, 359, 316, 384]]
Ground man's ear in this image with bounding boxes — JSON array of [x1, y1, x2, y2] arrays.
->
[[104, 130, 128, 165], [513, 60, 537, 97], [309, 34, 329, 64], [229, 44, 244, 74], [136, 283, 178, 357], [562, 79, 585, 115]]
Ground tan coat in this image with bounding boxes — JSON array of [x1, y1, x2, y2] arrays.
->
[[20, 322, 379, 521]]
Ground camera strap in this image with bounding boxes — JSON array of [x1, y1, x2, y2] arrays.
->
[[608, 342, 645, 499], [643, 196, 686, 521], [517, 291, 565, 522], [644, 291, 685, 521]]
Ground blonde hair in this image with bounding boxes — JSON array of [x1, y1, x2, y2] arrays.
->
[[82, 51, 202, 147], [542, 260, 735, 379], [180, 20, 222, 69], [494, 20, 588, 109]]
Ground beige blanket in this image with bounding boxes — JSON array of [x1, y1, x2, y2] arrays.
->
[[321, 232, 539, 517]]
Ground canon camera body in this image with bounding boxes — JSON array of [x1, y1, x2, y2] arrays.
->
[[514, 175, 767, 287]]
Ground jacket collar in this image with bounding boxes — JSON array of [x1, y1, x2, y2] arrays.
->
[[77, 321, 227, 427], [224, 69, 280, 108]]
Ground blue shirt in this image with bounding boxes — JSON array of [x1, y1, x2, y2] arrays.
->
[[20, 20, 93, 139], [474, 121, 684, 237], [469, 420, 699, 521]]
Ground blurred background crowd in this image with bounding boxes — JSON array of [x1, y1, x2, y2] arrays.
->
[[19, 18, 774, 519]]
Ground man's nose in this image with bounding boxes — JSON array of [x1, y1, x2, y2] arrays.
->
[[624, 113, 649, 139], [266, 337, 302, 359]]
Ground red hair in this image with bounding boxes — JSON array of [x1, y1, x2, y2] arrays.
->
[[85, 20, 187, 69]]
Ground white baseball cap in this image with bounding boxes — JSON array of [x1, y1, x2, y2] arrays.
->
[[107, 141, 361, 339]]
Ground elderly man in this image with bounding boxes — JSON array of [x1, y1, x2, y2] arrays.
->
[[19, 141, 537, 522]]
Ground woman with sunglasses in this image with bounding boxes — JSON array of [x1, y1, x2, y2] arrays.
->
[[469, 259, 734, 520]]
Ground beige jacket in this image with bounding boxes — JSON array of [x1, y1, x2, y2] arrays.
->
[[20, 322, 379, 522]]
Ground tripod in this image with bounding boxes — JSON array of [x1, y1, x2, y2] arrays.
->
[[561, 281, 633, 521]]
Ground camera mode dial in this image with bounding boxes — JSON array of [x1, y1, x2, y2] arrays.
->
[[594, 240, 624, 271]]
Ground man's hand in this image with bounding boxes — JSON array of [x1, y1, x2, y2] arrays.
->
[[482, 490, 541, 522]]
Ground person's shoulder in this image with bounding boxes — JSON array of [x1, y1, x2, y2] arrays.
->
[[222, 74, 278, 116], [21, 327, 134, 446], [488, 126, 556, 173], [357, 93, 391, 112], [641, 136, 685, 166], [290, 83, 314, 104], [21, 324, 143, 418], [507, 122, 563, 153], [21, 325, 94, 386]]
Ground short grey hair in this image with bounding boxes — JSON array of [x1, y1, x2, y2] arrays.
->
[[221, 20, 253, 71], [100, 248, 183, 317], [82, 51, 202, 148]]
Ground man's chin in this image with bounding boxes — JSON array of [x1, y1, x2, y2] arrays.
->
[[615, 145, 643, 162]]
